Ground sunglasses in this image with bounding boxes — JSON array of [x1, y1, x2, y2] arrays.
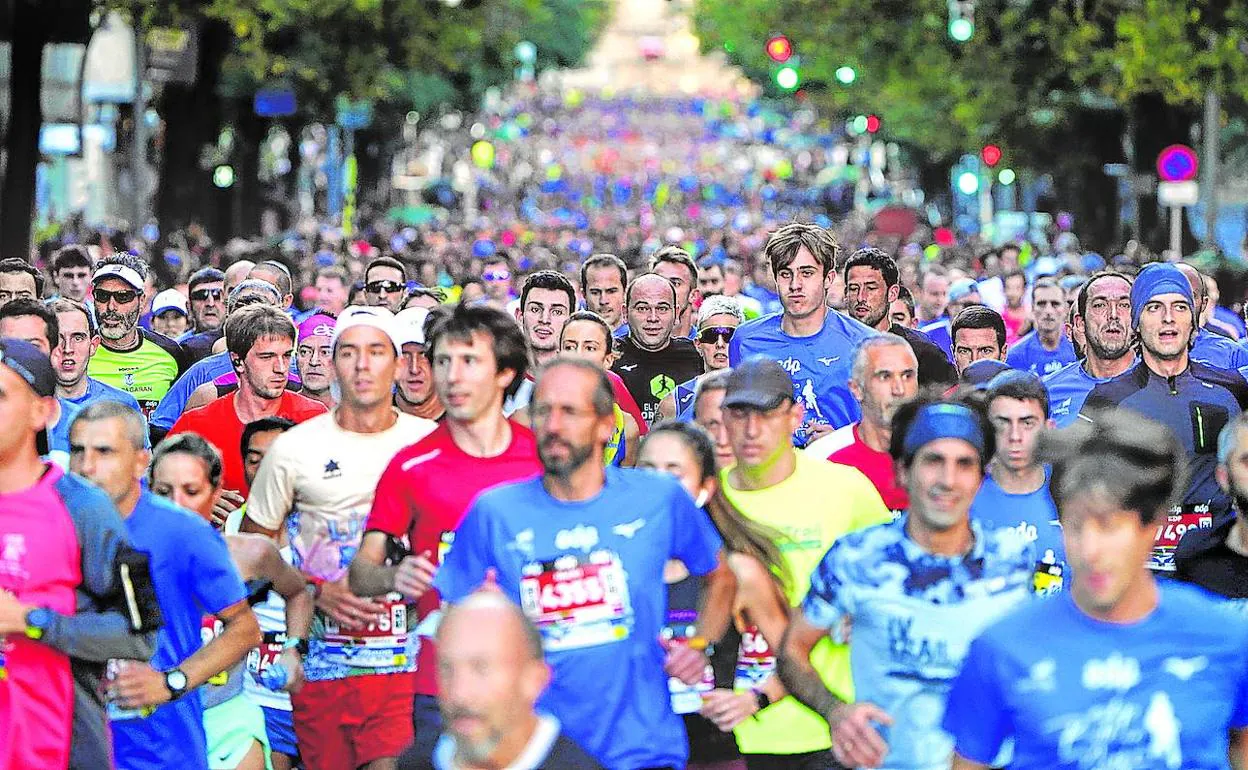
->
[[366, 280, 405, 294], [93, 287, 140, 306], [190, 288, 224, 301], [483, 269, 511, 282], [697, 326, 736, 345]]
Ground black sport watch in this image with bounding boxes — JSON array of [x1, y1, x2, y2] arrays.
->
[[164, 668, 189, 700]]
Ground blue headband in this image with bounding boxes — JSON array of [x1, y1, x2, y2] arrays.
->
[[901, 403, 986, 460], [1131, 263, 1193, 327]]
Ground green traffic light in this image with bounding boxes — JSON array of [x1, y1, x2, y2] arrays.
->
[[998, 168, 1016, 186], [851, 115, 869, 134], [957, 171, 980, 195], [775, 66, 800, 91], [834, 66, 857, 85], [949, 17, 974, 42]]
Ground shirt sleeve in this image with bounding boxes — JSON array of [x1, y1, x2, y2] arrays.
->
[[245, 432, 298, 531], [365, 454, 412, 538], [942, 633, 1011, 764], [433, 501, 496, 605], [728, 329, 743, 366], [668, 483, 722, 577], [801, 542, 853, 640], [1229, 623, 1248, 729], [191, 523, 249, 615]]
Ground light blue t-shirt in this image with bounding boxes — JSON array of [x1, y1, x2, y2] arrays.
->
[[62, 378, 150, 448], [918, 318, 952, 359], [801, 516, 1033, 770], [1006, 331, 1077, 377], [1043, 361, 1108, 428], [1192, 326, 1248, 371], [729, 309, 877, 446], [970, 468, 1064, 576], [435, 467, 723, 770], [111, 492, 248, 770], [944, 582, 1248, 770]]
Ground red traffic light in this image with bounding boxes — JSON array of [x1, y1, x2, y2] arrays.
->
[[766, 35, 793, 63], [865, 114, 881, 133], [981, 144, 1002, 167]]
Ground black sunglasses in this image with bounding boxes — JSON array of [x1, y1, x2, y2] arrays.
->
[[93, 287, 140, 306], [366, 280, 405, 294], [697, 326, 736, 345], [190, 288, 224, 301]]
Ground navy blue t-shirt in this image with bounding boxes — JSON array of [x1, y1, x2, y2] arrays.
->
[[435, 467, 723, 770]]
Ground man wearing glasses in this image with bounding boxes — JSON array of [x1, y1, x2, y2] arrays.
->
[[657, 295, 743, 421], [364, 256, 409, 313], [86, 254, 186, 417], [481, 254, 517, 313], [180, 267, 228, 365]]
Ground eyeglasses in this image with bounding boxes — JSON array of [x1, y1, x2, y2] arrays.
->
[[93, 287, 140, 306], [483, 269, 511, 282], [697, 326, 736, 345], [366, 280, 405, 295], [190, 288, 224, 301]]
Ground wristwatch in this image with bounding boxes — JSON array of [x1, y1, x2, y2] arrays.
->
[[164, 668, 189, 701], [24, 607, 53, 640], [282, 636, 308, 656]]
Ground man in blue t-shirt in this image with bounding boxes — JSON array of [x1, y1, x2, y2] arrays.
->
[[435, 358, 726, 770], [68, 401, 260, 770], [780, 397, 1033, 770], [1177, 262, 1248, 371], [728, 223, 877, 446], [971, 370, 1064, 590], [1042, 271, 1136, 427], [1006, 278, 1077, 377], [944, 410, 1248, 770]]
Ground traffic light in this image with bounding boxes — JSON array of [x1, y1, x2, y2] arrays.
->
[[948, 0, 975, 42], [865, 114, 881, 133], [775, 65, 800, 90], [980, 144, 1002, 167], [766, 35, 793, 63], [834, 65, 857, 85]]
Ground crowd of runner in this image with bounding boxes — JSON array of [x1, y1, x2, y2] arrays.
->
[[4, 88, 1248, 770]]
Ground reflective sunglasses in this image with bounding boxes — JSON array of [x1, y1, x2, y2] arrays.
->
[[190, 288, 224, 301], [93, 287, 140, 306], [697, 326, 736, 345], [483, 269, 512, 282], [366, 280, 405, 294]]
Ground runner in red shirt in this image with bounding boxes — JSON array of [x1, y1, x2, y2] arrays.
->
[[805, 334, 918, 513], [169, 304, 326, 505], [351, 302, 540, 766]]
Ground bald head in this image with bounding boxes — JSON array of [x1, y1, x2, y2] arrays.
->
[[224, 260, 256, 296], [1176, 263, 1206, 303], [627, 272, 677, 306], [438, 591, 543, 662]]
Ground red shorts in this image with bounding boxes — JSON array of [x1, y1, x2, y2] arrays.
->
[[291, 673, 416, 770]]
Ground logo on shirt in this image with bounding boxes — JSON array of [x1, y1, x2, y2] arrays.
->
[[1162, 655, 1207, 681], [619, 364, 639, 372], [650, 374, 676, 399], [612, 519, 646, 539], [401, 449, 441, 471], [124, 373, 135, 387], [506, 528, 536, 560], [1081, 653, 1140, 691], [554, 525, 599, 552], [323, 459, 342, 479], [0, 534, 27, 581], [1018, 657, 1057, 693], [778, 357, 802, 374], [816, 357, 839, 366]]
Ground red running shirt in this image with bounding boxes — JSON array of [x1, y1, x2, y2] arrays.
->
[[366, 421, 541, 695], [824, 424, 909, 512], [168, 391, 327, 497]]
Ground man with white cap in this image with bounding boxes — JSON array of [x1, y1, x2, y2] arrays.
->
[[87, 254, 186, 415], [242, 306, 437, 770], [296, 312, 337, 411], [150, 289, 190, 339], [393, 306, 444, 422], [1082, 261, 1248, 571]]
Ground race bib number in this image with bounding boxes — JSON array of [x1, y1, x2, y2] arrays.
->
[[519, 550, 632, 652], [247, 631, 287, 677], [734, 626, 776, 691], [663, 620, 713, 715], [321, 593, 415, 668], [1149, 507, 1213, 572]]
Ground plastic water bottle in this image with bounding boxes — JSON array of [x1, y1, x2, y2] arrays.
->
[[259, 664, 289, 691]]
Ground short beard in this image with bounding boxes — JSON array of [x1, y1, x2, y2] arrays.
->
[[854, 305, 888, 329], [539, 437, 595, 478], [1085, 334, 1132, 362], [98, 310, 139, 341]]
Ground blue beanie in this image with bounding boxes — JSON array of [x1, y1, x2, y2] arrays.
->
[[1130, 263, 1193, 327], [901, 402, 988, 465]]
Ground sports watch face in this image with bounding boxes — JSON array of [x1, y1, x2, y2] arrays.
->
[[165, 669, 188, 692]]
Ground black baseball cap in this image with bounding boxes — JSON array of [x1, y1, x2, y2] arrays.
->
[[723, 356, 794, 411], [0, 337, 57, 454]]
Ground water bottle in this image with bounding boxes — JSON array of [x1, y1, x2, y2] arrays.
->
[[259, 663, 289, 691]]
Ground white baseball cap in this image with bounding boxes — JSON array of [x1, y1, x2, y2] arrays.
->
[[394, 306, 431, 347], [332, 306, 401, 352], [92, 262, 146, 292], [152, 289, 189, 317]]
